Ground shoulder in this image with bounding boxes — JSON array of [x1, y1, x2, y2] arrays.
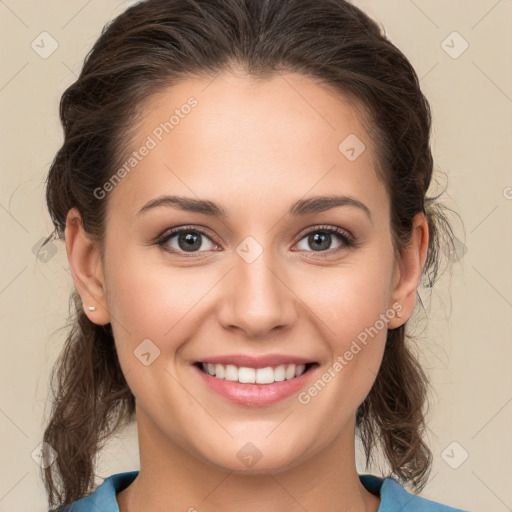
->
[[359, 474, 470, 512], [54, 471, 139, 512]]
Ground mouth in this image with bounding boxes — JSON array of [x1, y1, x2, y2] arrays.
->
[[194, 361, 319, 385]]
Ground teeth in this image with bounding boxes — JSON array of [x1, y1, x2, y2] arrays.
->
[[238, 367, 255, 383], [295, 364, 306, 377], [225, 364, 238, 381], [258, 366, 277, 384], [215, 364, 225, 379], [274, 365, 286, 382], [200, 362, 308, 384]]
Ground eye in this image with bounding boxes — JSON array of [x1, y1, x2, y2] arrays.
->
[[156, 224, 356, 257], [295, 225, 355, 254], [157, 226, 219, 255]]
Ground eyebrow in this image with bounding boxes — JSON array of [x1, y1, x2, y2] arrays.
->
[[137, 194, 372, 221]]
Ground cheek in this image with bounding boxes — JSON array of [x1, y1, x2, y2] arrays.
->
[[298, 260, 394, 344], [294, 253, 394, 402], [103, 252, 220, 353], [296, 268, 391, 436], [106, 269, 170, 340]]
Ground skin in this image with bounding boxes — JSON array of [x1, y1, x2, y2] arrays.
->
[[66, 71, 428, 512]]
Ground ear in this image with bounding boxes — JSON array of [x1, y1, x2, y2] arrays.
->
[[388, 212, 429, 328], [65, 208, 110, 325]]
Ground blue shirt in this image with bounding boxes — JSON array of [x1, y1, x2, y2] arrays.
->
[[60, 471, 469, 511]]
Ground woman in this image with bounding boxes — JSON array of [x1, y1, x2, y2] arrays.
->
[[42, 0, 467, 510]]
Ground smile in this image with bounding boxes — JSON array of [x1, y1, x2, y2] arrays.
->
[[198, 362, 317, 384]]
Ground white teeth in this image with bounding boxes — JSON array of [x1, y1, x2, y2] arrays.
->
[[200, 362, 309, 384], [295, 364, 306, 377], [238, 367, 256, 383], [256, 367, 275, 384], [224, 364, 238, 381], [215, 364, 225, 379], [285, 364, 296, 380], [274, 365, 286, 382]]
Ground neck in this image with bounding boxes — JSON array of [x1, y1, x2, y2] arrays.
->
[[116, 407, 380, 512]]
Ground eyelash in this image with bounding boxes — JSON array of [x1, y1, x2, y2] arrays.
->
[[155, 224, 356, 257]]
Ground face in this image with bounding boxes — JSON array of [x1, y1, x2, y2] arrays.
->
[[89, 72, 405, 473]]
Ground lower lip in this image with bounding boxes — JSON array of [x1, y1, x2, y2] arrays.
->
[[192, 364, 318, 406]]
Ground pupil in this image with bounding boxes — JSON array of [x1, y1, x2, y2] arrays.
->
[[310, 232, 330, 251], [176, 231, 331, 253], [179, 232, 201, 252]]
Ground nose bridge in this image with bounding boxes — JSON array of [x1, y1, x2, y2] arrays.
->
[[217, 241, 297, 337]]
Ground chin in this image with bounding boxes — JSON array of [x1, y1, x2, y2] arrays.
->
[[195, 436, 310, 475]]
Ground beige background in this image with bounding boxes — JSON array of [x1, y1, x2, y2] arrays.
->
[[0, 1, 511, 511]]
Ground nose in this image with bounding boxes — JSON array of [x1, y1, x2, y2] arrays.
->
[[216, 249, 298, 339]]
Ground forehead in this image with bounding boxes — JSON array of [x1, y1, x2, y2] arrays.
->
[[138, 71, 372, 154], [108, 71, 388, 219]]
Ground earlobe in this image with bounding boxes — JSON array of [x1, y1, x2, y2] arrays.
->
[[65, 208, 110, 325], [388, 212, 429, 328]]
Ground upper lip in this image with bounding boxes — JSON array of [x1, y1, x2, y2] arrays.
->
[[195, 354, 317, 369]]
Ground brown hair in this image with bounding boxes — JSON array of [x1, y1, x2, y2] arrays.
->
[[42, 0, 457, 508]]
